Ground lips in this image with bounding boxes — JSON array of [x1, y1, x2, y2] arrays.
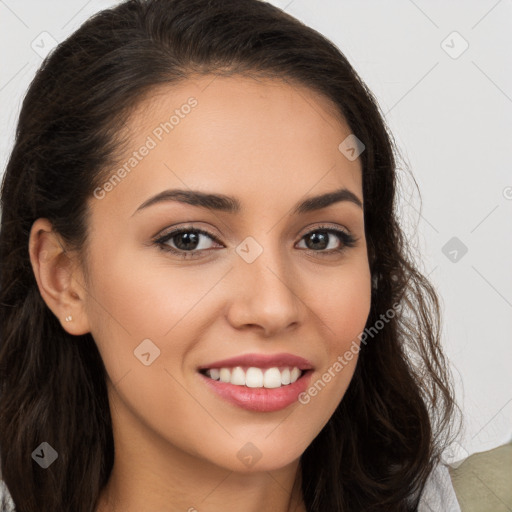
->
[[197, 352, 314, 412]]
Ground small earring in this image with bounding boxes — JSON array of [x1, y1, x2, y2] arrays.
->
[[65, 315, 73, 322]]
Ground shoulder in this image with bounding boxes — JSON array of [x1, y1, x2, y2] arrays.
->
[[449, 442, 512, 511], [419, 442, 512, 511]]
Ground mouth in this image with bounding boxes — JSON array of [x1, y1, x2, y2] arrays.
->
[[197, 352, 314, 412]]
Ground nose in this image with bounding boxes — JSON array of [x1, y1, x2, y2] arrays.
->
[[225, 242, 302, 337]]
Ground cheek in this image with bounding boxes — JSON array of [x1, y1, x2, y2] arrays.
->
[[86, 245, 222, 338], [83, 251, 229, 446], [297, 261, 371, 413], [311, 259, 372, 349], [83, 242, 234, 389]]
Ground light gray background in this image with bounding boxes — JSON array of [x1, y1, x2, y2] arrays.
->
[[1, 0, 511, 463]]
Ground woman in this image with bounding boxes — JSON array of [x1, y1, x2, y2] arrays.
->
[[0, 0, 459, 510]]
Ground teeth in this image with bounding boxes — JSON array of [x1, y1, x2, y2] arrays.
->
[[246, 367, 263, 388], [219, 368, 231, 383], [231, 366, 245, 385], [263, 368, 282, 388], [280, 367, 291, 385], [290, 367, 301, 383], [204, 366, 303, 388]]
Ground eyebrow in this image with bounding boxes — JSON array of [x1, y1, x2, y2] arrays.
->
[[132, 186, 363, 217]]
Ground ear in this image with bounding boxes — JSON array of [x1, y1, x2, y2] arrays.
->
[[28, 218, 91, 336]]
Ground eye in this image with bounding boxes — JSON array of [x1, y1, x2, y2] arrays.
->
[[296, 225, 357, 256], [154, 226, 222, 260]]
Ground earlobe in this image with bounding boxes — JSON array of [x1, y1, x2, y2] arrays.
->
[[28, 218, 91, 336]]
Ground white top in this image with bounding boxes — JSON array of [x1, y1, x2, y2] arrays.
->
[[0, 480, 14, 512], [0, 462, 461, 511], [418, 462, 462, 511]]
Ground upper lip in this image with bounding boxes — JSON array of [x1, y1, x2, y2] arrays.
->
[[198, 352, 314, 371]]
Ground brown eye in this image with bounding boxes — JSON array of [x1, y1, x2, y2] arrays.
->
[[154, 227, 222, 259], [296, 226, 357, 255]]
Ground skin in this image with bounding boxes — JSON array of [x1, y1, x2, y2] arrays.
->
[[29, 75, 372, 512]]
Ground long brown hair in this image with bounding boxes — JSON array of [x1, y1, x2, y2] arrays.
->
[[0, 1, 457, 510]]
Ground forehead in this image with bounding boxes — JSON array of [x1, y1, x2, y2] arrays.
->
[[95, 74, 363, 216]]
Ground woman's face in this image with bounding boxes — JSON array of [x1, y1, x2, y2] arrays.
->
[[79, 75, 371, 473]]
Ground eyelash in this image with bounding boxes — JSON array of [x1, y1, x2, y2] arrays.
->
[[153, 224, 358, 260]]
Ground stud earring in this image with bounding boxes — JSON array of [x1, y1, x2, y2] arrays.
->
[[65, 315, 73, 322]]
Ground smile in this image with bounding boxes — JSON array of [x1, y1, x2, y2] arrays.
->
[[197, 352, 314, 412]]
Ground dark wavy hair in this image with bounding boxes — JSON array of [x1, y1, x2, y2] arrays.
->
[[0, 0, 457, 510]]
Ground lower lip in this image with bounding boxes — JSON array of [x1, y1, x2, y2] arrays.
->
[[199, 370, 313, 412]]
